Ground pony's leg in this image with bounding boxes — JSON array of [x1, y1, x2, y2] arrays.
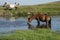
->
[[46, 20, 51, 29], [46, 21, 49, 29], [46, 21, 48, 25], [48, 20, 51, 28], [36, 18, 40, 25], [46, 24, 51, 29], [37, 20, 40, 25], [49, 19, 51, 25]]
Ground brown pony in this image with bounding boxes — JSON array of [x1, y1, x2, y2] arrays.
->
[[28, 13, 51, 25]]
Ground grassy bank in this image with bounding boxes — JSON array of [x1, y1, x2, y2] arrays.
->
[[0, 1, 60, 17], [0, 29, 60, 40]]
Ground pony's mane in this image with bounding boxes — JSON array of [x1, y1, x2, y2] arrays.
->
[[28, 14, 37, 20]]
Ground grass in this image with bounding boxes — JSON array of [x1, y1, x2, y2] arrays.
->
[[0, 29, 60, 40], [0, 1, 60, 17], [0, 1, 60, 40]]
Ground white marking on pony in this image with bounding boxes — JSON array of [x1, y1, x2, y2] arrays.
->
[[9, 4, 16, 8]]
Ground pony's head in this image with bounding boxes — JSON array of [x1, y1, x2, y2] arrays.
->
[[28, 17, 32, 23]]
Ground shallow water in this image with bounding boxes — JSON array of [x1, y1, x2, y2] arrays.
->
[[0, 16, 60, 36]]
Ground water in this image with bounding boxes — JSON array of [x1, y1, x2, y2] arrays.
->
[[0, 16, 60, 36]]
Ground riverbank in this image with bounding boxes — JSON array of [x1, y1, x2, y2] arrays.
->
[[0, 1, 60, 17], [0, 29, 60, 40], [0, 6, 60, 17]]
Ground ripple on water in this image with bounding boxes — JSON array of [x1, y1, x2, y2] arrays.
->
[[0, 17, 60, 36]]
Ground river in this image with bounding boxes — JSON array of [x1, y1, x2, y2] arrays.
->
[[0, 16, 60, 36]]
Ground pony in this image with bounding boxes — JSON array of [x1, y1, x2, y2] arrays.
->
[[3, 2, 19, 10], [28, 13, 51, 25]]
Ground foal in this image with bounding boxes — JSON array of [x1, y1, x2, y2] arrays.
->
[[28, 13, 51, 25]]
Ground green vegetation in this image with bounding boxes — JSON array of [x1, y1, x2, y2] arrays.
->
[[0, 29, 60, 40], [0, 1, 60, 40], [0, 1, 60, 17]]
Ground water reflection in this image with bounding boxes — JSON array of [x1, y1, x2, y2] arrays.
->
[[0, 16, 20, 22], [0, 16, 60, 36], [27, 23, 51, 29]]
